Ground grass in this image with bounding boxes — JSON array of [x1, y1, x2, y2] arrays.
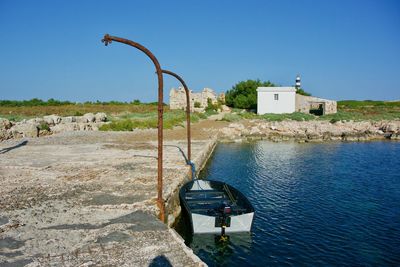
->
[[222, 111, 315, 122], [0, 103, 161, 121], [0, 114, 30, 122], [38, 122, 50, 131], [99, 110, 207, 131], [220, 113, 242, 122], [262, 100, 399, 122], [2, 99, 399, 130], [338, 100, 400, 109], [222, 100, 400, 123], [322, 100, 400, 121], [0, 99, 211, 131], [262, 112, 315, 121]]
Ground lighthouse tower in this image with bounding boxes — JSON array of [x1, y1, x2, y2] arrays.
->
[[295, 75, 301, 90]]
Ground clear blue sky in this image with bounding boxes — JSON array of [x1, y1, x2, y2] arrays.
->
[[0, 0, 399, 102]]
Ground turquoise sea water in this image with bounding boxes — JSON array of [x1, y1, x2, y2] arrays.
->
[[176, 141, 400, 266]]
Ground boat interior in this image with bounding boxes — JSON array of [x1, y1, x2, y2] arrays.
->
[[184, 180, 250, 216]]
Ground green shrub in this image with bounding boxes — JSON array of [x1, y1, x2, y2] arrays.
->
[[225, 79, 275, 109], [220, 113, 241, 122], [194, 101, 201, 108], [38, 122, 50, 131], [99, 110, 209, 131], [205, 98, 219, 112], [194, 112, 208, 120], [0, 98, 73, 107], [100, 119, 135, 131], [0, 114, 27, 122], [238, 111, 258, 119], [262, 112, 315, 122], [296, 88, 312, 96], [204, 109, 218, 116]]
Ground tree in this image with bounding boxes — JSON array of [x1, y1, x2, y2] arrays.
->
[[296, 88, 311, 96], [225, 79, 275, 109]]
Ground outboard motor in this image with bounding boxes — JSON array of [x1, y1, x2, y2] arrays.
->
[[223, 206, 232, 215], [216, 202, 232, 240]]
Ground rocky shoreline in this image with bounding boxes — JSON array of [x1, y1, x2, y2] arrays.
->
[[219, 119, 400, 142], [2, 113, 400, 143]]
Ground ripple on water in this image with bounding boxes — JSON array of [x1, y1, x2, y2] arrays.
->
[[176, 141, 400, 266]]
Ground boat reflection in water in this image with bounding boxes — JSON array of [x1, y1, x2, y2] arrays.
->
[[174, 213, 253, 267]]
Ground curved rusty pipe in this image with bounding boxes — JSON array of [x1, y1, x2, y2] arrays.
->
[[162, 70, 191, 166], [101, 34, 165, 222]]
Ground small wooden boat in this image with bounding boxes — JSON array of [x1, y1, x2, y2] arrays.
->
[[179, 179, 255, 234]]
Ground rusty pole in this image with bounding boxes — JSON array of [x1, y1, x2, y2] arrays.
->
[[161, 70, 191, 166], [101, 34, 165, 222]]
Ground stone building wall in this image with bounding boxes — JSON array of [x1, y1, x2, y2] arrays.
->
[[295, 94, 337, 115], [169, 87, 224, 111]]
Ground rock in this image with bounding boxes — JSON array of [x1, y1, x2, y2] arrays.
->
[[43, 115, 62, 126], [249, 126, 261, 135], [50, 123, 80, 134], [12, 123, 39, 138], [0, 128, 12, 141], [221, 105, 231, 112], [391, 133, 400, 140], [90, 123, 100, 131], [83, 113, 95, 123], [76, 116, 89, 123], [0, 118, 12, 130], [62, 116, 76, 123], [79, 123, 91, 131], [220, 127, 239, 139], [383, 123, 398, 132], [95, 112, 107, 122], [193, 107, 205, 113], [228, 123, 244, 130]]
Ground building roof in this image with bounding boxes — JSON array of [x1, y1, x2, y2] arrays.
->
[[257, 87, 296, 92]]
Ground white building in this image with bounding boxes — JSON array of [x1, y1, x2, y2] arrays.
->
[[257, 87, 296, 114]]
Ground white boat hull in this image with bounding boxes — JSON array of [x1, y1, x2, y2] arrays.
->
[[191, 212, 254, 234]]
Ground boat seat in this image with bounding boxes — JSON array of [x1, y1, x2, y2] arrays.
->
[[186, 197, 227, 204], [186, 192, 225, 199], [186, 190, 222, 194]]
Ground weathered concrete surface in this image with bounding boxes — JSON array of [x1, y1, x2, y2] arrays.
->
[[0, 131, 212, 266]]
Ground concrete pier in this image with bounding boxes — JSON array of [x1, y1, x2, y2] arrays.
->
[[0, 131, 216, 266]]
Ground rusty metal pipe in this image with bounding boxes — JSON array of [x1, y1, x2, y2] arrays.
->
[[101, 34, 165, 222], [161, 70, 191, 166]]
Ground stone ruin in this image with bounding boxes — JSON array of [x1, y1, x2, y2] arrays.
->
[[169, 87, 225, 112], [295, 94, 337, 115]]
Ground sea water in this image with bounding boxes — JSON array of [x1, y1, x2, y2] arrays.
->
[[175, 141, 400, 266]]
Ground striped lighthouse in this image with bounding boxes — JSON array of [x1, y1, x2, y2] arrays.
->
[[295, 75, 301, 90]]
